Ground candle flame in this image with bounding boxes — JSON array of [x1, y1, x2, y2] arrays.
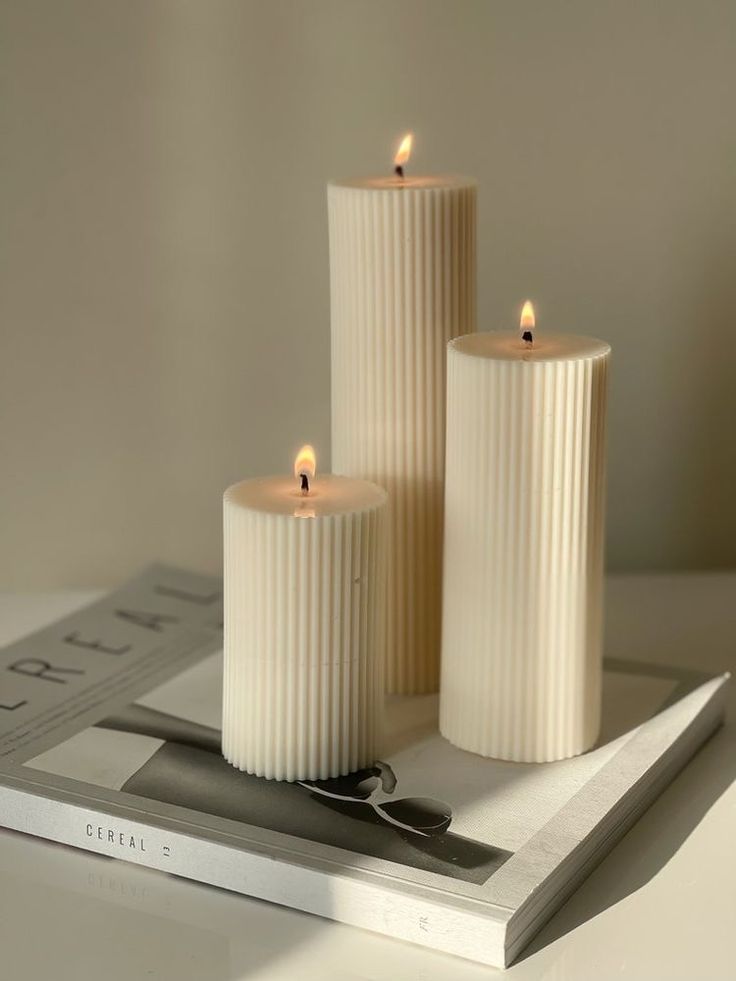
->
[[294, 444, 316, 481], [520, 300, 535, 331], [394, 133, 413, 169]]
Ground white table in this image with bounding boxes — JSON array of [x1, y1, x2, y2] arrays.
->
[[0, 574, 734, 980]]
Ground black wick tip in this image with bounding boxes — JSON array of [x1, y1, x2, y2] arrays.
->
[[300, 473, 310, 495], [394, 164, 404, 179], [521, 330, 534, 347]]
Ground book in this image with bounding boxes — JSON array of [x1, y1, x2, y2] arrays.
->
[[0, 565, 728, 968]]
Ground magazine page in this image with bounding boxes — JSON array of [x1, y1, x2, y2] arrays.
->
[[0, 565, 223, 763]]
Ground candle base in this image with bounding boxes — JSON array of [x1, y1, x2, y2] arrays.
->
[[439, 689, 601, 764], [222, 656, 382, 782]]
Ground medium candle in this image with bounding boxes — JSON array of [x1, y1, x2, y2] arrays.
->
[[329, 135, 477, 694], [440, 305, 610, 762], [223, 446, 387, 780]]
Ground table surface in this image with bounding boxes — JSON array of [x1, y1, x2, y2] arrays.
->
[[0, 573, 734, 981]]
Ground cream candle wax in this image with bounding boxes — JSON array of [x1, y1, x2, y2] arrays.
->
[[440, 305, 610, 763], [223, 446, 387, 781], [329, 135, 477, 694]]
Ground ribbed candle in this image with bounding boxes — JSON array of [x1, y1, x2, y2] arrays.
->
[[440, 332, 610, 762], [329, 175, 476, 694], [223, 474, 387, 781]]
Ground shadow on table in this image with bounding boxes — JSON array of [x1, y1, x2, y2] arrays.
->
[[514, 721, 736, 966]]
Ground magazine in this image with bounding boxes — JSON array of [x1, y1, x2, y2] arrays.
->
[[0, 565, 728, 967]]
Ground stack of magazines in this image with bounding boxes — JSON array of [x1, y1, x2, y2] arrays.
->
[[0, 565, 727, 968]]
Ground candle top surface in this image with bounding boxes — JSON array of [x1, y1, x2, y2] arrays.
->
[[329, 174, 475, 191], [450, 331, 610, 363], [225, 473, 387, 518]]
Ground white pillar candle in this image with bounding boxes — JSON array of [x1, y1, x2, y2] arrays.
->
[[223, 447, 387, 781], [329, 136, 476, 694], [440, 307, 610, 762]]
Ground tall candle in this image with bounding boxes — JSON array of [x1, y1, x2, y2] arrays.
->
[[329, 136, 476, 694], [223, 447, 387, 781], [440, 306, 610, 762]]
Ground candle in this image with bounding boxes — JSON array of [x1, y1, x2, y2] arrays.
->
[[329, 134, 477, 694], [440, 305, 610, 762], [222, 446, 387, 780]]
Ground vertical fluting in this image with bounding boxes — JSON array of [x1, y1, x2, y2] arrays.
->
[[440, 339, 610, 762], [329, 179, 477, 694], [222, 482, 387, 781]]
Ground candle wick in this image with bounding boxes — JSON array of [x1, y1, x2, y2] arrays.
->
[[300, 473, 310, 496], [394, 164, 404, 180], [521, 330, 534, 349]]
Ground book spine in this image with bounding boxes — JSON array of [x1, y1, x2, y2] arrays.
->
[[503, 685, 728, 965], [0, 783, 506, 967]]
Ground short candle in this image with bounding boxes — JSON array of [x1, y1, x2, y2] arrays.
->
[[440, 305, 610, 763], [222, 446, 387, 781]]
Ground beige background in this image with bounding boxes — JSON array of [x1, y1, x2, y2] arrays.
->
[[1, 0, 735, 588]]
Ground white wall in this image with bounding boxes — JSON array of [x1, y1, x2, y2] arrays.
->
[[1, 0, 735, 587]]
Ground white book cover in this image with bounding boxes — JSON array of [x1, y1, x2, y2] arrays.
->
[[0, 565, 728, 967]]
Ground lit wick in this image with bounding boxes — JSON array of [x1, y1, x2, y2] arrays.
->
[[394, 132, 413, 181], [294, 444, 316, 498], [520, 300, 535, 349]]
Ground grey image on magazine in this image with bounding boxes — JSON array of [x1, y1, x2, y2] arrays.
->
[[0, 565, 728, 968], [84, 700, 510, 883]]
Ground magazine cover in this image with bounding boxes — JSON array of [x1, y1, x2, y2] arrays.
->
[[0, 565, 728, 967]]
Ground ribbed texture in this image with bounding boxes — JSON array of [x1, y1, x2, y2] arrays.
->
[[440, 344, 609, 762], [328, 181, 477, 693], [222, 492, 387, 781]]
